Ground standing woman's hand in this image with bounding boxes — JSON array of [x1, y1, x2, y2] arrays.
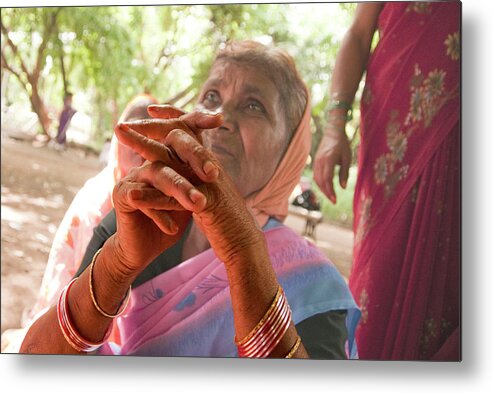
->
[[313, 126, 351, 204]]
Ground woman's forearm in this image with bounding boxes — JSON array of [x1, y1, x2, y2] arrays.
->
[[20, 235, 138, 354], [329, 28, 373, 104], [329, 2, 383, 106], [224, 232, 309, 358]]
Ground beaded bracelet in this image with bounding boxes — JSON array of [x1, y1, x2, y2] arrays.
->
[[235, 286, 292, 358], [89, 248, 131, 318], [57, 278, 111, 352]]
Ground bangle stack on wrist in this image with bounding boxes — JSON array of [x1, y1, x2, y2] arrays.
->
[[235, 286, 300, 358], [57, 278, 111, 352], [327, 98, 353, 122], [57, 247, 132, 352]]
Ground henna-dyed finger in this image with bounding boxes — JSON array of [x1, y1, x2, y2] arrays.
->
[[118, 118, 195, 141], [134, 162, 207, 213], [149, 104, 223, 131], [127, 186, 185, 211], [115, 124, 178, 164], [165, 128, 220, 182], [141, 207, 179, 235], [180, 110, 224, 131], [147, 104, 186, 119]]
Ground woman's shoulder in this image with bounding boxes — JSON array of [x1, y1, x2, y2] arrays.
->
[[263, 222, 332, 270]]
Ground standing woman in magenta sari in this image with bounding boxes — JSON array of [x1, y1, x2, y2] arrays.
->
[[314, 1, 460, 360]]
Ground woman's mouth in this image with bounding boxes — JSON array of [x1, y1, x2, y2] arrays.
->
[[210, 143, 236, 159]]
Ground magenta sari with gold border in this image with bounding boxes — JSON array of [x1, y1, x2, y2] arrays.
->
[[349, 1, 460, 360]]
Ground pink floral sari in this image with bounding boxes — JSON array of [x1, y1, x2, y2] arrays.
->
[[98, 225, 360, 358], [349, 1, 460, 360]]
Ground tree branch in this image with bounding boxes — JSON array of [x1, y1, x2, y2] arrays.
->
[[1, 49, 24, 86], [33, 8, 62, 80], [0, 20, 32, 80], [166, 83, 194, 105]]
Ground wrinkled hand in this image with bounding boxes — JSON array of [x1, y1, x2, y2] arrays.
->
[[313, 127, 351, 204], [119, 113, 265, 267], [111, 109, 223, 274]]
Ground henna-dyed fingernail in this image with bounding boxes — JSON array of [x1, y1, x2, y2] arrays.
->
[[118, 123, 131, 131], [189, 189, 205, 205], [203, 161, 219, 178]]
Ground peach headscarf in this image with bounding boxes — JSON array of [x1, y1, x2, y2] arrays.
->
[[246, 93, 312, 228]]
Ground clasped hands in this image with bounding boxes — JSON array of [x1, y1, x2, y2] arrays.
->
[[112, 105, 264, 275]]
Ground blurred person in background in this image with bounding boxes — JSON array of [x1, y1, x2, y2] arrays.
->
[[53, 92, 77, 151]]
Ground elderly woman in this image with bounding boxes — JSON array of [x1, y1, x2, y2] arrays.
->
[[20, 41, 359, 359]]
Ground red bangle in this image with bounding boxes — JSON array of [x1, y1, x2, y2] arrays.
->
[[236, 287, 292, 358], [238, 291, 284, 353], [254, 297, 291, 358], [239, 295, 291, 358], [57, 278, 111, 353], [238, 293, 286, 356]]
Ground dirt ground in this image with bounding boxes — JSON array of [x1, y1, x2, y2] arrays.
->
[[1, 134, 353, 336]]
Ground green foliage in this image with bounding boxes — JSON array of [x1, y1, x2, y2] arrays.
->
[[303, 166, 357, 229], [3, 4, 359, 141]]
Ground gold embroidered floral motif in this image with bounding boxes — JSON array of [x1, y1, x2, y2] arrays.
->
[[411, 183, 419, 203], [441, 318, 452, 335], [406, 2, 432, 14], [387, 125, 408, 161], [405, 65, 447, 127], [419, 317, 438, 356], [444, 32, 460, 61], [374, 156, 388, 185], [359, 289, 369, 324], [373, 111, 410, 198], [384, 166, 409, 198], [362, 51, 458, 240], [355, 195, 373, 246]]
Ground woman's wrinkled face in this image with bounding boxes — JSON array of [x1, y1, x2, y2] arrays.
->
[[198, 60, 288, 198]]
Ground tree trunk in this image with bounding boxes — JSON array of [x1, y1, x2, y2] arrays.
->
[[30, 84, 51, 137], [60, 50, 68, 96]]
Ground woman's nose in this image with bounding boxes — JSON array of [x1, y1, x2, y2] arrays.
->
[[217, 103, 239, 133]]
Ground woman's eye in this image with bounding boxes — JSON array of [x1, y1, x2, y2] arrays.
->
[[204, 91, 219, 105], [247, 101, 265, 113]]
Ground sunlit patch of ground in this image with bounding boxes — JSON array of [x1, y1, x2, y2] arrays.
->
[[1, 137, 100, 334]]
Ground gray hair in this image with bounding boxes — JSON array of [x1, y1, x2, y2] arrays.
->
[[214, 40, 308, 146]]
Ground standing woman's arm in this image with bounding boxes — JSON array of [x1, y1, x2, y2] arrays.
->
[[313, 3, 384, 203]]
